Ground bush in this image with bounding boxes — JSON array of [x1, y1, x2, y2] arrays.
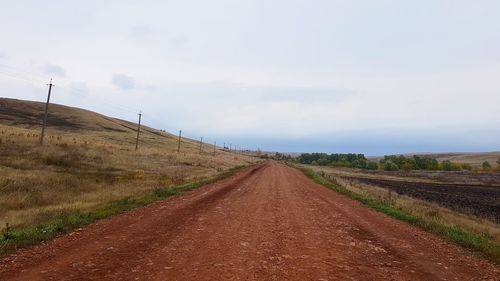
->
[[482, 161, 492, 170], [351, 159, 368, 169], [383, 160, 399, 171], [441, 160, 462, 171], [317, 158, 330, 166], [401, 162, 413, 172]]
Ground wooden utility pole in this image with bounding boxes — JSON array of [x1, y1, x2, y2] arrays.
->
[[135, 112, 142, 151], [40, 79, 55, 145], [199, 137, 203, 153], [177, 130, 182, 152], [229, 143, 232, 152]]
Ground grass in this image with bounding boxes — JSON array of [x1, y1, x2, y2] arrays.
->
[[0, 118, 257, 230], [0, 98, 259, 256], [0, 165, 245, 257], [297, 166, 500, 265]]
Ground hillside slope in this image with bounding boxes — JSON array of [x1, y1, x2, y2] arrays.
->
[[0, 98, 258, 245], [0, 97, 178, 143], [0, 98, 229, 154]]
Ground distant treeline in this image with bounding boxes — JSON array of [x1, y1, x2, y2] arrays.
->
[[294, 153, 497, 172], [380, 155, 464, 171], [296, 153, 378, 170]]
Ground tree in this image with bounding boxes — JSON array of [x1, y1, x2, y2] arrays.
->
[[317, 157, 330, 166], [482, 161, 492, 170], [401, 162, 413, 172], [413, 155, 438, 170], [383, 160, 399, 171]]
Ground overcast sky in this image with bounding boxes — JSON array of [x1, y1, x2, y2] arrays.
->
[[1, 0, 499, 155]]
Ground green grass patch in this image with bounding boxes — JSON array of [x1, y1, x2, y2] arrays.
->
[[0, 165, 245, 257], [298, 166, 500, 265]]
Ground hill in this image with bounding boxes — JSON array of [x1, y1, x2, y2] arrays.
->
[[0, 97, 258, 235], [0, 98, 186, 148]]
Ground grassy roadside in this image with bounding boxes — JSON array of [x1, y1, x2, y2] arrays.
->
[[296, 165, 500, 265], [0, 165, 246, 257]]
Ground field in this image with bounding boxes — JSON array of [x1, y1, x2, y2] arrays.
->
[[343, 177, 500, 222], [368, 152, 500, 168], [0, 98, 259, 231], [304, 165, 500, 243], [1, 162, 498, 280], [0, 98, 499, 278]]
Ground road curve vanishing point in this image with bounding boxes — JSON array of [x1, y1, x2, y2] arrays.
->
[[0, 161, 498, 280]]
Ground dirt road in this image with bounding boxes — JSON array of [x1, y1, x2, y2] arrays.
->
[[0, 161, 498, 280]]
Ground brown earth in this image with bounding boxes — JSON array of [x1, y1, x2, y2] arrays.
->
[[0, 161, 498, 280], [342, 176, 500, 223]]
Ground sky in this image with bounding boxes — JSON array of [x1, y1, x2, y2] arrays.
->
[[0, 0, 499, 155]]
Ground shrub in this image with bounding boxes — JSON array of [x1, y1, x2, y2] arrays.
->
[[317, 158, 330, 166], [482, 161, 492, 170], [351, 159, 368, 169], [401, 162, 413, 172], [442, 160, 462, 171], [383, 160, 399, 171]]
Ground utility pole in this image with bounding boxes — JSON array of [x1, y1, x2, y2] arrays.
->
[[230, 143, 232, 152], [40, 79, 55, 145], [213, 141, 216, 155], [135, 112, 142, 151], [223, 142, 225, 151], [199, 137, 203, 153], [177, 130, 182, 152]]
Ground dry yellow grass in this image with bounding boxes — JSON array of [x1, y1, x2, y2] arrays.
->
[[433, 152, 500, 167], [307, 165, 500, 243], [0, 98, 260, 230]]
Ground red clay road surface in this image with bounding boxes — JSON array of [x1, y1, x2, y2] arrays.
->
[[0, 161, 498, 280]]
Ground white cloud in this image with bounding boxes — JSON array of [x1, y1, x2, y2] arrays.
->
[[43, 64, 66, 77], [0, 0, 499, 154], [111, 74, 135, 91], [129, 25, 153, 39]]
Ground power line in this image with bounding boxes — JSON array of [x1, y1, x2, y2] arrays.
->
[[0, 62, 139, 114], [0, 63, 46, 84], [0, 64, 255, 155]]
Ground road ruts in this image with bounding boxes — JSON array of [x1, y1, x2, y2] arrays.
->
[[0, 161, 498, 280]]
